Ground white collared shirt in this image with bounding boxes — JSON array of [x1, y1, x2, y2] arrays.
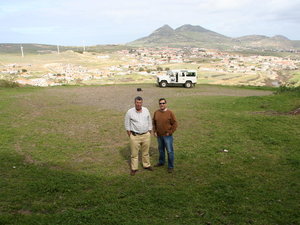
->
[[125, 106, 152, 133]]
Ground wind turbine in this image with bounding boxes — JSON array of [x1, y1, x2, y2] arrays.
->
[[83, 40, 86, 52], [20, 45, 24, 57]]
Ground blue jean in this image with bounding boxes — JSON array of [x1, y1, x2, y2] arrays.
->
[[157, 135, 174, 169]]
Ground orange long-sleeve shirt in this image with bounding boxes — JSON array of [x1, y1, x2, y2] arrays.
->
[[153, 109, 177, 136]]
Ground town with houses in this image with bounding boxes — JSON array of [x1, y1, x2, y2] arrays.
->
[[1, 47, 299, 87]]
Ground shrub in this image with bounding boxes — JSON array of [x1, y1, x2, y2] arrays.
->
[[156, 66, 163, 71], [276, 85, 300, 94], [0, 79, 20, 88]]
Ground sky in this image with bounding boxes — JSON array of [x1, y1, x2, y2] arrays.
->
[[1, 0, 300, 46]]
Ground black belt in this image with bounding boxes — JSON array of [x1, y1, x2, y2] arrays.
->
[[131, 131, 147, 136]]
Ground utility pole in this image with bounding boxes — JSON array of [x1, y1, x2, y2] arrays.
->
[[57, 45, 60, 54], [20, 45, 24, 57]]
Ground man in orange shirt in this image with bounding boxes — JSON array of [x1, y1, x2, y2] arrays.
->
[[153, 98, 178, 173]]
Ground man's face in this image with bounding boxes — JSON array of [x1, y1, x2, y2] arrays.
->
[[135, 100, 143, 111], [159, 100, 167, 110]]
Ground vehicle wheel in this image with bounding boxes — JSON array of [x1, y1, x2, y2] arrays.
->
[[160, 81, 167, 88], [185, 81, 192, 88]]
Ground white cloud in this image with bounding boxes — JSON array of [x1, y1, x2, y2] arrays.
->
[[1, 0, 300, 45]]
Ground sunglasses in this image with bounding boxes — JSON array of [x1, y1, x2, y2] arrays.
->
[[159, 102, 166, 105]]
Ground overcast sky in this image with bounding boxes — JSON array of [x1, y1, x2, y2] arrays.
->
[[1, 0, 300, 46]]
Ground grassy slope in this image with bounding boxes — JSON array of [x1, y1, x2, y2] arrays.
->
[[0, 85, 299, 225]]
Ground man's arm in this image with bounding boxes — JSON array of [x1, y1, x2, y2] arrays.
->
[[152, 111, 157, 136], [124, 110, 131, 136], [147, 109, 152, 133], [169, 111, 178, 134]]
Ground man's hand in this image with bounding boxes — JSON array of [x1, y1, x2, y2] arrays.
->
[[153, 132, 157, 137]]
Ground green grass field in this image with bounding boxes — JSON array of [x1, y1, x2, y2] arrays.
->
[[0, 84, 299, 225]]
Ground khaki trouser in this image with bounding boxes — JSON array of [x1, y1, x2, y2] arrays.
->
[[129, 132, 151, 170]]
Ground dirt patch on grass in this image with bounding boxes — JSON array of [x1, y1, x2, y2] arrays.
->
[[253, 107, 300, 116], [35, 84, 273, 113], [17, 209, 32, 215]]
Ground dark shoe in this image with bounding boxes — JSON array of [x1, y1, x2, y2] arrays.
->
[[144, 166, 153, 171], [168, 168, 173, 173], [130, 170, 137, 176], [154, 163, 164, 167]]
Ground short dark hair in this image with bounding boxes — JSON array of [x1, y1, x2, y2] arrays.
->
[[135, 96, 143, 102], [159, 98, 167, 103]]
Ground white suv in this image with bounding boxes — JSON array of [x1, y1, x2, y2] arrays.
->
[[157, 69, 197, 88]]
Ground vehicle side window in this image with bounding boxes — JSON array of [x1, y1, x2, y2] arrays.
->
[[186, 72, 196, 77]]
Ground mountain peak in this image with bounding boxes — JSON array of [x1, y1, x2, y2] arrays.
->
[[151, 25, 174, 35], [175, 24, 210, 32], [128, 24, 297, 50]]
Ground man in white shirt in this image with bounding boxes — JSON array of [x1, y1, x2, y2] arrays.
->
[[125, 96, 153, 176]]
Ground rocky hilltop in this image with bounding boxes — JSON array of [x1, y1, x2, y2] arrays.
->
[[129, 24, 300, 51]]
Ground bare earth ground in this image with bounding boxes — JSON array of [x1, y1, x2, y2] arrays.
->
[[35, 84, 273, 112]]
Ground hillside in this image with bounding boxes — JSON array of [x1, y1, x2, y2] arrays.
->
[[129, 24, 300, 50], [0, 43, 131, 55], [235, 35, 295, 49], [0, 43, 76, 54]]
